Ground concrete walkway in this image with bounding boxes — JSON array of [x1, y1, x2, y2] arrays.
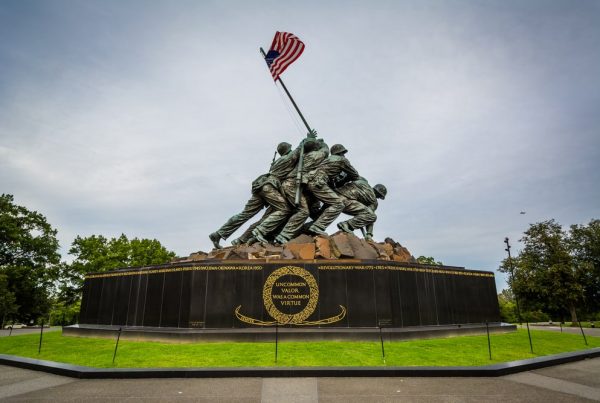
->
[[0, 327, 60, 338], [527, 324, 600, 337], [1, 357, 599, 402]]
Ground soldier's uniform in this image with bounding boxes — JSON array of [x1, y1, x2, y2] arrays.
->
[[208, 142, 300, 248], [335, 177, 378, 233], [304, 147, 359, 233], [275, 140, 329, 242], [249, 142, 303, 240], [213, 173, 289, 241]]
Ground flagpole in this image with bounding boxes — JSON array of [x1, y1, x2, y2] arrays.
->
[[260, 47, 311, 206], [260, 48, 312, 133]]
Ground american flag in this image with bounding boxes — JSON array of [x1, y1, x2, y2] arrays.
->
[[265, 32, 305, 81]]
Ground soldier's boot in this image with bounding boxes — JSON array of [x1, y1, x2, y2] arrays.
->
[[252, 228, 269, 244], [209, 232, 223, 249], [274, 234, 288, 245], [307, 224, 328, 236], [337, 221, 353, 234], [365, 232, 374, 241], [301, 221, 314, 234], [231, 238, 242, 246], [246, 236, 258, 245]]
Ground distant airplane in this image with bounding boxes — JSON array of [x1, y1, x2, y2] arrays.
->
[[520, 211, 526, 214]]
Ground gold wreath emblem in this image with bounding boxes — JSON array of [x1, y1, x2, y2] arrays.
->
[[262, 266, 318, 324], [235, 265, 346, 326]]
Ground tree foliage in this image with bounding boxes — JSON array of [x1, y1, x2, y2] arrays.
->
[[0, 194, 60, 323], [497, 289, 517, 323], [416, 256, 443, 265], [500, 219, 599, 322], [48, 299, 80, 326], [0, 274, 18, 327], [568, 219, 600, 313], [58, 234, 176, 304]]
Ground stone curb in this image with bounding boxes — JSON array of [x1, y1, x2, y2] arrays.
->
[[1, 348, 599, 379]]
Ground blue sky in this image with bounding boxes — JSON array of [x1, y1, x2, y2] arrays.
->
[[1, 0, 599, 291]]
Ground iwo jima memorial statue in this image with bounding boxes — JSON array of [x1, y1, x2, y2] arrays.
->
[[71, 32, 507, 341]]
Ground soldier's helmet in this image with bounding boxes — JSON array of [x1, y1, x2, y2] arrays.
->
[[277, 142, 292, 156], [330, 144, 348, 156], [373, 184, 387, 200]]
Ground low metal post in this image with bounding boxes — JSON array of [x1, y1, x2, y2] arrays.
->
[[38, 320, 44, 354], [379, 326, 386, 363], [275, 323, 279, 363], [525, 321, 533, 354], [485, 321, 492, 360], [112, 327, 122, 364], [560, 322, 563, 333], [576, 314, 588, 346]]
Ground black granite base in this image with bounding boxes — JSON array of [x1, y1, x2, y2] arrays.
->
[[79, 259, 501, 331]]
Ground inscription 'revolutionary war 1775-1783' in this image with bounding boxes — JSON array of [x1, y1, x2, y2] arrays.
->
[[319, 265, 494, 277]]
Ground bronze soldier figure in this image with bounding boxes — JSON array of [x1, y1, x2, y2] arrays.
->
[[335, 178, 387, 240], [247, 137, 310, 243], [208, 142, 294, 249], [273, 138, 329, 244], [302, 143, 360, 235]]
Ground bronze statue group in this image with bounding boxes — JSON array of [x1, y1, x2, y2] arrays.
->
[[209, 131, 387, 249]]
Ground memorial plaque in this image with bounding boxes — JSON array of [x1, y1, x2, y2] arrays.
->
[[112, 276, 131, 325], [79, 260, 501, 330], [160, 271, 181, 327]]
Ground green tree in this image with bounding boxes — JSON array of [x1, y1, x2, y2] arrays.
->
[[497, 289, 517, 323], [568, 219, 600, 315], [0, 274, 18, 327], [0, 194, 60, 323], [59, 234, 176, 303], [500, 220, 584, 323], [416, 256, 443, 265], [48, 299, 80, 326]]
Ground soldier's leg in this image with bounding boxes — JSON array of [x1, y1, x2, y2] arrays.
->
[[338, 200, 377, 231], [214, 194, 265, 240], [252, 184, 291, 239], [233, 207, 273, 244], [276, 189, 310, 242], [297, 197, 325, 235], [307, 182, 345, 233], [364, 222, 375, 240], [307, 195, 323, 221]]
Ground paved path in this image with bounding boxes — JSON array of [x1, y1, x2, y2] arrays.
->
[[1, 357, 599, 402], [527, 324, 600, 337], [0, 328, 60, 338]]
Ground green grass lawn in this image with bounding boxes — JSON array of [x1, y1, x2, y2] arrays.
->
[[0, 329, 597, 368]]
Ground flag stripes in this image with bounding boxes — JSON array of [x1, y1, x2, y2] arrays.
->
[[266, 32, 305, 81]]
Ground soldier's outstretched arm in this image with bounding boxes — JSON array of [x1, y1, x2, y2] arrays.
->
[[343, 159, 360, 181], [289, 140, 304, 161]]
